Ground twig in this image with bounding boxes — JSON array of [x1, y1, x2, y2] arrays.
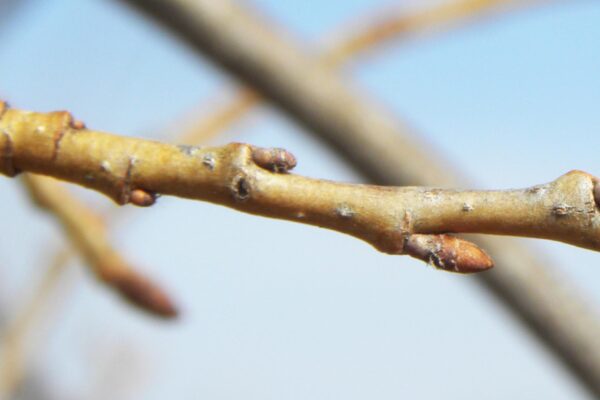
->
[[321, 0, 551, 66], [16, 171, 177, 318], [5, 103, 600, 274], [19, 172, 178, 318]]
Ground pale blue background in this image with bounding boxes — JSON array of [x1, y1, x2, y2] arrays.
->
[[0, 1, 599, 399]]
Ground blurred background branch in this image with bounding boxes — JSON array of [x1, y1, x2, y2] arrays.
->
[[121, 0, 600, 395], [22, 175, 178, 319], [178, 0, 554, 145]]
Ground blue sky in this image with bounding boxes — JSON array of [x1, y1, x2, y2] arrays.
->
[[0, 1, 599, 399]]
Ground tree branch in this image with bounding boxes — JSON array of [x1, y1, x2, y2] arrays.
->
[[5, 102, 600, 273]]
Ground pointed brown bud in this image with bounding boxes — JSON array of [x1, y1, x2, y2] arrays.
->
[[108, 270, 179, 318], [405, 234, 493, 274]]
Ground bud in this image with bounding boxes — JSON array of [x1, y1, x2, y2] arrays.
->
[[104, 267, 178, 318], [405, 234, 493, 274], [252, 147, 297, 173], [130, 189, 157, 207]]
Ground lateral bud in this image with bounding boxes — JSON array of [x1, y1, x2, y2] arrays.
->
[[251, 146, 297, 173], [130, 189, 157, 207], [405, 234, 493, 274]]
